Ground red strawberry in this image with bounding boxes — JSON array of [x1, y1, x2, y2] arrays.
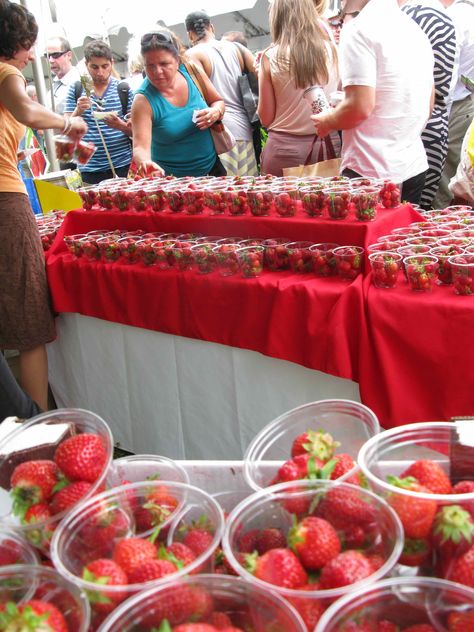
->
[[10, 460, 59, 515], [237, 529, 259, 553], [173, 625, 218, 632], [288, 516, 340, 570], [444, 543, 474, 587], [246, 548, 308, 589], [0, 540, 22, 566], [0, 599, 68, 632], [161, 542, 197, 569], [403, 626, 436, 632], [401, 459, 452, 495], [399, 537, 432, 567], [24, 502, 52, 524], [386, 477, 438, 539], [330, 453, 357, 480], [182, 519, 214, 556], [50, 480, 93, 515], [452, 481, 474, 519], [317, 486, 377, 528], [83, 558, 128, 614], [447, 610, 474, 631], [432, 505, 474, 560], [54, 433, 107, 483], [128, 558, 177, 584], [319, 550, 374, 589], [291, 429, 340, 461], [140, 584, 209, 628], [207, 611, 233, 628], [256, 528, 287, 555], [287, 586, 324, 629], [113, 537, 157, 575], [135, 484, 179, 531]]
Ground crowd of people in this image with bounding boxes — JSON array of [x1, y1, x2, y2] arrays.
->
[[0, 0, 473, 417]]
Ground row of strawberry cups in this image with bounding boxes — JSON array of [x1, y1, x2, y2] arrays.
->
[[2, 402, 472, 629]]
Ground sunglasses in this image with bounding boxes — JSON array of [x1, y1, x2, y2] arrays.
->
[[46, 50, 70, 60], [329, 19, 342, 28], [141, 31, 174, 46]]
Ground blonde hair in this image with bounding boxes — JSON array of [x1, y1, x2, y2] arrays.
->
[[270, 0, 337, 89]]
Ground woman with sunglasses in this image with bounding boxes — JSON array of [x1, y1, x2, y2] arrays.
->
[[0, 0, 87, 412], [132, 30, 226, 177]]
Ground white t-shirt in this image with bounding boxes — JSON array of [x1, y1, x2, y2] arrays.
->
[[448, 0, 474, 103], [339, 0, 434, 181], [47, 66, 81, 114]]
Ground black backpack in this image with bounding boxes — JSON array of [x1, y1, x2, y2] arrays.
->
[[73, 80, 130, 117]]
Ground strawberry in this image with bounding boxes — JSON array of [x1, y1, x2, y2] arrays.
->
[[403, 626, 436, 632], [246, 548, 308, 589], [24, 502, 52, 524], [0, 540, 22, 566], [135, 484, 179, 532], [10, 460, 59, 516], [319, 550, 374, 589], [399, 537, 432, 567], [255, 528, 287, 555], [128, 558, 177, 584], [288, 516, 340, 570], [182, 518, 214, 556], [161, 542, 196, 569], [386, 477, 437, 539], [113, 537, 157, 575], [447, 610, 474, 631], [140, 584, 209, 628], [50, 480, 93, 515], [444, 543, 474, 587], [237, 529, 259, 553], [452, 481, 474, 519], [401, 459, 452, 495], [207, 611, 233, 628], [54, 433, 107, 483], [432, 505, 474, 560], [173, 625, 218, 632], [83, 558, 128, 614], [0, 599, 68, 632], [330, 453, 357, 480], [291, 429, 340, 460], [317, 485, 377, 528], [287, 586, 324, 629]]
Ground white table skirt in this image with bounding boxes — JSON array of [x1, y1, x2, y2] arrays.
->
[[47, 314, 360, 460]]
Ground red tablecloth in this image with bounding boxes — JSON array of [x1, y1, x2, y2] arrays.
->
[[46, 204, 474, 428]]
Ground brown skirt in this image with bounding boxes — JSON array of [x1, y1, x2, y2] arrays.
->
[[0, 192, 56, 350]]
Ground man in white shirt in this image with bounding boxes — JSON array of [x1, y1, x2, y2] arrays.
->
[[312, 0, 435, 204], [46, 37, 81, 115], [434, 0, 474, 207]]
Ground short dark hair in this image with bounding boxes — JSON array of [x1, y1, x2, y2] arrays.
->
[[185, 10, 211, 41], [222, 31, 248, 48], [0, 0, 38, 59], [84, 39, 113, 63], [140, 30, 181, 61]]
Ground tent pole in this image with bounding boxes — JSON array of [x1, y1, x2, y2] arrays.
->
[[20, 0, 60, 172]]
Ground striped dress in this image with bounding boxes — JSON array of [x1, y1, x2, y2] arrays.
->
[[402, 1, 457, 208]]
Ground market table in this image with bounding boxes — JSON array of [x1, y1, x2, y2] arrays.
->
[[44, 202, 473, 458]]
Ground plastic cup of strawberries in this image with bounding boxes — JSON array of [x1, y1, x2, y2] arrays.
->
[[54, 135, 76, 162], [117, 236, 143, 265], [221, 479, 403, 630], [0, 527, 39, 566], [106, 454, 189, 489], [447, 253, 474, 295], [169, 241, 196, 272], [191, 242, 219, 274], [74, 140, 97, 166], [323, 187, 352, 220], [310, 242, 339, 277], [247, 187, 274, 217], [64, 233, 88, 258], [378, 180, 401, 208], [273, 185, 299, 217], [97, 235, 121, 263], [50, 481, 225, 628], [287, 241, 314, 274], [243, 399, 380, 492], [222, 186, 250, 215], [213, 243, 241, 276], [333, 246, 364, 281], [236, 246, 264, 278], [262, 238, 290, 271], [314, 576, 474, 632], [351, 187, 379, 221], [0, 564, 91, 631], [368, 251, 402, 289], [358, 421, 474, 584], [403, 254, 439, 291], [300, 186, 326, 217], [183, 185, 205, 215], [0, 408, 113, 557], [94, 573, 307, 632]]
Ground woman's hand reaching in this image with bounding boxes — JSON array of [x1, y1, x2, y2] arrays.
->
[[193, 107, 220, 130]]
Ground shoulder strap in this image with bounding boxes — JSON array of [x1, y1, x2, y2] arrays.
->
[[117, 80, 130, 117], [183, 59, 210, 105], [74, 81, 82, 102]]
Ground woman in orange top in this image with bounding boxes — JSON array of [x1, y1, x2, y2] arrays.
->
[[0, 0, 86, 411]]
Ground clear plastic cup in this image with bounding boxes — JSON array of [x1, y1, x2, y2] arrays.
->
[[262, 238, 290, 271], [74, 140, 97, 165], [191, 242, 219, 274], [51, 481, 225, 627], [222, 480, 403, 628], [222, 185, 250, 215], [237, 245, 264, 278], [397, 244, 432, 279], [323, 187, 352, 220], [183, 185, 205, 214], [80, 234, 102, 262], [369, 251, 402, 289], [303, 85, 330, 114], [379, 180, 401, 208], [117, 235, 143, 264], [273, 187, 299, 217], [203, 183, 226, 214], [430, 245, 465, 285], [213, 243, 241, 276], [315, 576, 474, 631], [96, 573, 307, 632], [244, 399, 380, 491], [106, 454, 189, 488], [0, 564, 90, 631], [351, 187, 379, 221], [0, 527, 39, 566], [54, 135, 76, 162], [64, 233, 88, 258], [287, 241, 314, 273], [358, 421, 474, 577], [0, 409, 113, 556], [97, 235, 121, 263], [333, 246, 364, 281], [448, 253, 474, 295], [310, 242, 339, 276], [247, 187, 274, 216], [169, 241, 196, 271], [403, 254, 439, 291]]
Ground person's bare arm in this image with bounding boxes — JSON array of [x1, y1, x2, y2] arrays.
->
[[312, 85, 375, 137], [0, 74, 86, 139], [185, 47, 212, 78], [257, 51, 276, 128], [131, 94, 164, 176]]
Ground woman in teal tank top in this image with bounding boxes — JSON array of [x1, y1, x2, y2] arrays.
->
[[132, 30, 226, 178]]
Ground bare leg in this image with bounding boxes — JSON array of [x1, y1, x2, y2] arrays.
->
[[18, 345, 49, 412]]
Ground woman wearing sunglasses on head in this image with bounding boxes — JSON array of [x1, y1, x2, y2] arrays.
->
[[0, 0, 87, 412], [131, 30, 226, 178]]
